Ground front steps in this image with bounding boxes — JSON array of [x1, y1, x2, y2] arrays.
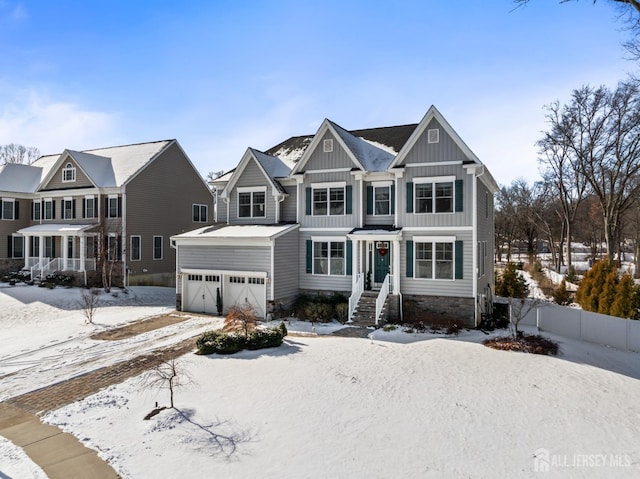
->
[[350, 291, 389, 327]]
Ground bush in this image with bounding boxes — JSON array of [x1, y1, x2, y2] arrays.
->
[[495, 263, 529, 298], [278, 321, 288, 338], [196, 326, 285, 355], [292, 293, 348, 322], [335, 303, 349, 324], [246, 328, 284, 350], [552, 279, 572, 306]]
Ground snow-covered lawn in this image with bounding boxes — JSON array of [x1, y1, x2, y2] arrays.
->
[[1, 285, 640, 478]]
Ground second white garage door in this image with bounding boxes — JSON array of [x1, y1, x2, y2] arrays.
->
[[224, 274, 266, 318]]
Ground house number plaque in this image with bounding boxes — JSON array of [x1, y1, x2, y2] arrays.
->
[[376, 241, 389, 257]]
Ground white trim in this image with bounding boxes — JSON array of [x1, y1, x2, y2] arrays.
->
[[404, 226, 473, 232], [310, 181, 346, 188], [62, 162, 76, 183], [237, 190, 266, 219], [305, 167, 352, 174], [371, 180, 392, 187], [323, 138, 333, 152], [413, 235, 456, 243], [108, 194, 118, 199], [310, 238, 347, 276], [237, 186, 267, 193], [180, 268, 268, 278], [299, 227, 352, 232], [405, 161, 462, 168], [130, 235, 141, 261], [311, 235, 347, 242], [412, 175, 456, 184]]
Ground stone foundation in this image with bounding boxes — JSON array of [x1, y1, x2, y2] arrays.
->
[[402, 294, 475, 328]]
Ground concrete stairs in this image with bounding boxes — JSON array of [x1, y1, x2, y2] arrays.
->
[[350, 290, 388, 327]]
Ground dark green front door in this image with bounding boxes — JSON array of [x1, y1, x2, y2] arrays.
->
[[374, 246, 390, 283]]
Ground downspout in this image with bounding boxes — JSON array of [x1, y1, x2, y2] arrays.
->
[[471, 169, 478, 327], [122, 187, 127, 288], [276, 194, 285, 223]]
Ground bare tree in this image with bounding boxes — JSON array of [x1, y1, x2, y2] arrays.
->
[[79, 288, 100, 324], [207, 170, 225, 182], [141, 358, 193, 409], [0, 144, 40, 165], [223, 304, 257, 337]]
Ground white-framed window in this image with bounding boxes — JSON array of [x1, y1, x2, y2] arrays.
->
[[10, 235, 24, 258], [43, 199, 54, 220], [62, 197, 74, 219], [414, 177, 454, 214], [107, 195, 120, 218], [237, 188, 266, 218], [1, 198, 15, 220], [313, 184, 345, 216], [415, 238, 454, 280], [192, 204, 208, 222], [62, 162, 76, 182], [313, 240, 345, 275], [374, 186, 391, 215], [130, 235, 141, 261], [84, 196, 96, 218], [153, 235, 163, 260], [32, 201, 41, 220]]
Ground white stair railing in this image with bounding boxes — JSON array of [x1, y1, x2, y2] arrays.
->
[[30, 258, 49, 279], [375, 273, 392, 326], [348, 272, 365, 322]]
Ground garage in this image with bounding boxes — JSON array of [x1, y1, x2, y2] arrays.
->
[[181, 269, 266, 318]]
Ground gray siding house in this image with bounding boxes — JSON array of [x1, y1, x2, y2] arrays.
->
[[172, 106, 498, 326], [0, 140, 213, 286]]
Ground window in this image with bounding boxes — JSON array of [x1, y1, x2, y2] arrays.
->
[[107, 196, 120, 218], [84, 196, 96, 218], [415, 180, 453, 213], [62, 162, 76, 182], [153, 235, 163, 260], [415, 240, 453, 280], [9, 236, 24, 258], [374, 186, 390, 215], [193, 204, 208, 222], [1, 198, 15, 220], [313, 241, 345, 275], [62, 198, 75, 219], [238, 191, 265, 218], [32, 201, 41, 220], [313, 187, 344, 216], [43, 199, 54, 220], [130, 235, 141, 261]]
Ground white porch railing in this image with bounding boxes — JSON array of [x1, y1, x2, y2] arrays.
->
[[28, 257, 49, 279], [27, 257, 96, 278], [375, 273, 392, 326], [42, 258, 60, 277], [348, 272, 365, 321]]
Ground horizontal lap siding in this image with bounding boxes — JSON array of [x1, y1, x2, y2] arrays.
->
[[281, 184, 297, 222], [400, 230, 473, 297], [300, 171, 358, 229], [229, 159, 276, 224], [273, 229, 299, 300], [298, 231, 352, 292], [179, 245, 271, 273], [41, 159, 94, 190]]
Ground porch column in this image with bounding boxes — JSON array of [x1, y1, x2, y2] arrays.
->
[[38, 235, 44, 263], [79, 235, 86, 272], [62, 235, 68, 271], [393, 239, 400, 294], [24, 235, 30, 270], [351, 239, 359, 289]]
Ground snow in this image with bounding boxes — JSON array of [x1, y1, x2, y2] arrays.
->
[[2, 285, 640, 478]]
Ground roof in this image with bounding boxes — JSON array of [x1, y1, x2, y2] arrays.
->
[[329, 121, 395, 172], [172, 224, 299, 242], [265, 123, 417, 165], [32, 140, 173, 189], [0, 163, 43, 193], [17, 224, 95, 235]]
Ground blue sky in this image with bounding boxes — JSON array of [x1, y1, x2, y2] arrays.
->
[[0, 0, 634, 185]]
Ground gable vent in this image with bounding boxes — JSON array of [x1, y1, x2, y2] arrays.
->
[[427, 128, 440, 144], [323, 139, 334, 153]]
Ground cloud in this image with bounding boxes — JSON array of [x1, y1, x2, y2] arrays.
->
[[0, 88, 123, 155], [0, 1, 28, 22]]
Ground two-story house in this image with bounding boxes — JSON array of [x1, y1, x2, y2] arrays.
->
[[171, 106, 498, 326], [0, 140, 213, 287]]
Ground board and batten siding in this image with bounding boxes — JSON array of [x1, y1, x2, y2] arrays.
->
[[399, 230, 474, 297], [125, 141, 214, 276], [363, 179, 395, 227], [303, 130, 358, 172], [299, 171, 359, 229], [476, 180, 495, 293], [298, 231, 352, 292], [396, 165, 472, 228], [280, 184, 297, 223], [178, 244, 271, 273], [228, 158, 276, 224], [273, 229, 299, 300], [402, 118, 468, 166], [40, 158, 94, 191]]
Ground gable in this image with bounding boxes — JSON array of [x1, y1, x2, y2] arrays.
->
[[235, 157, 273, 190], [397, 118, 468, 166], [301, 130, 359, 172], [40, 157, 94, 191]]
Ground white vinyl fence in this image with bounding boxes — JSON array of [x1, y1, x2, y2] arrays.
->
[[500, 298, 640, 353]]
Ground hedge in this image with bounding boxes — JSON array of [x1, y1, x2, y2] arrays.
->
[[196, 323, 286, 355]]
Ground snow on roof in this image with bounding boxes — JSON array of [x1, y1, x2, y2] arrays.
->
[[329, 121, 395, 172], [17, 224, 95, 235], [251, 149, 292, 178], [66, 151, 116, 187], [173, 224, 297, 240], [0, 163, 43, 193]]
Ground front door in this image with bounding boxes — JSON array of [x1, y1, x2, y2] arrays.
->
[[374, 241, 390, 284]]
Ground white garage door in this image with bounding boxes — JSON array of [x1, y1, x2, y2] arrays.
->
[[224, 274, 266, 318], [183, 273, 221, 314]]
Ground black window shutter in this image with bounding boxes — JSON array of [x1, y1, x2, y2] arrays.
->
[[455, 240, 463, 279], [346, 240, 352, 275], [52, 200, 56, 219], [406, 240, 414, 277], [7, 236, 12, 258], [117, 197, 122, 217], [51, 237, 55, 257], [306, 240, 313, 273], [105, 197, 109, 217], [406, 182, 413, 213], [305, 188, 312, 215], [345, 185, 352, 215], [455, 179, 463, 212], [366, 186, 373, 215], [14, 201, 19, 220], [0, 201, 3, 220], [72, 199, 76, 219], [390, 184, 395, 215], [82, 199, 86, 218]]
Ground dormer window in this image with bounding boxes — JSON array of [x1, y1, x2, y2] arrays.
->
[[62, 162, 76, 182]]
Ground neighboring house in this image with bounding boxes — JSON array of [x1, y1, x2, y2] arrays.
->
[[0, 140, 213, 286], [172, 106, 498, 326]]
